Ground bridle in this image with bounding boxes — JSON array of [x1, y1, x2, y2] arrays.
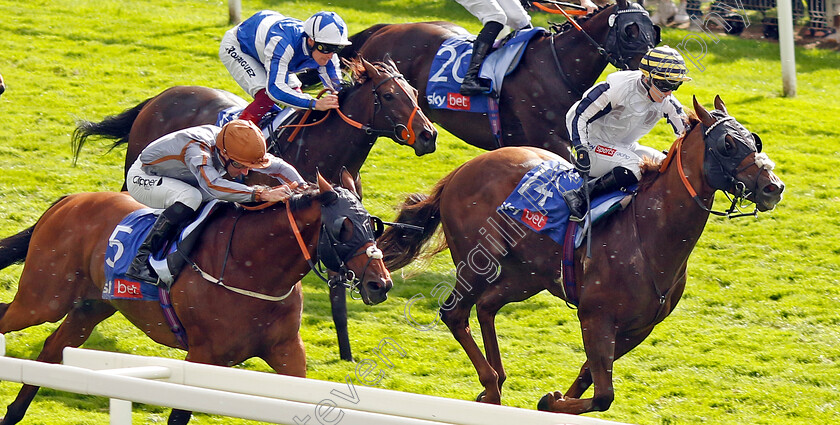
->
[[660, 114, 773, 218], [269, 66, 422, 147], [186, 190, 384, 301], [546, 3, 659, 95]]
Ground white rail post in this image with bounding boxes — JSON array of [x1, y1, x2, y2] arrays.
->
[[777, 0, 797, 96]]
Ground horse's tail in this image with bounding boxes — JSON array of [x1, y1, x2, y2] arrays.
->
[[0, 226, 33, 270], [71, 97, 153, 165], [379, 169, 458, 271], [0, 196, 68, 270]]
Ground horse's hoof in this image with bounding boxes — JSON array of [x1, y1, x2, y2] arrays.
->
[[475, 390, 486, 402], [537, 391, 564, 411], [537, 393, 551, 411]]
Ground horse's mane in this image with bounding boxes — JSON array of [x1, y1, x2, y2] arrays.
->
[[548, 4, 611, 35], [637, 112, 701, 189], [287, 184, 332, 211]]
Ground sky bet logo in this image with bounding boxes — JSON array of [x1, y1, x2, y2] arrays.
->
[[426, 92, 471, 111]]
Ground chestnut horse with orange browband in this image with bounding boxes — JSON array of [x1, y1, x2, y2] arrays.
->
[[0, 171, 392, 425], [377, 96, 784, 414]]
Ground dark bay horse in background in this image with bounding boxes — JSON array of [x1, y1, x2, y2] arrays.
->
[[377, 96, 784, 414], [302, 0, 659, 158], [72, 58, 437, 188], [0, 172, 392, 425]]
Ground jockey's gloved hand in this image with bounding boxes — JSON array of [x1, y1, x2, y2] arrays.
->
[[573, 146, 591, 176]]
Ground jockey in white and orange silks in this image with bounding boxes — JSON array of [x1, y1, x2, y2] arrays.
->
[[125, 120, 304, 285], [219, 10, 351, 125], [563, 46, 692, 222]]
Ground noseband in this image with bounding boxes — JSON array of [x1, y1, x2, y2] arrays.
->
[[667, 114, 772, 218], [312, 188, 385, 294], [270, 68, 422, 147], [366, 70, 422, 146]]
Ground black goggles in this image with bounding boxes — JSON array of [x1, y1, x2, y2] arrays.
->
[[314, 42, 342, 54], [651, 78, 682, 92]]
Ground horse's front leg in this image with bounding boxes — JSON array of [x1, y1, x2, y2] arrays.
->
[[538, 313, 619, 414], [328, 279, 354, 362], [475, 289, 511, 393], [441, 301, 502, 404]]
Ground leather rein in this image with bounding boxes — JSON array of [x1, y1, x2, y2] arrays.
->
[[277, 72, 421, 146], [659, 120, 764, 219]]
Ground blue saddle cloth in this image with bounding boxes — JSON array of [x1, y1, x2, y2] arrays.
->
[[103, 200, 221, 300], [103, 209, 162, 301], [425, 27, 545, 113], [498, 161, 635, 246]]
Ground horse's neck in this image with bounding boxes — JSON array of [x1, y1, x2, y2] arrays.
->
[[551, 10, 612, 91], [632, 133, 714, 275], [212, 203, 321, 286], [288, 89, 375, 181]]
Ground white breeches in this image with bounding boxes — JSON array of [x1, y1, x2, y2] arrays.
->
[[456, 0, 531, 30], [586, 141, 666, 180], [127, 160, 203, 211]]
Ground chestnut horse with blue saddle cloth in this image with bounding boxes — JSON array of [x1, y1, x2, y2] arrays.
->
[[376, 96, 784, 414]]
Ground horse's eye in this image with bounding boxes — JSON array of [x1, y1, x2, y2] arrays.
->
[[752, 132, 763, 153], [383, 93, 395, 101], [718, 135, 737, 156]]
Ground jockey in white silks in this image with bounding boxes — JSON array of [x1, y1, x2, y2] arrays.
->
[[456, 0, 599, 96], [563, 45, 692, 222]]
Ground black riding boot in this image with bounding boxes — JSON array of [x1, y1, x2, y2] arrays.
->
[[125, 202, 194, 285], [460, 21, 504, 96], [562, 168, 637, 222]]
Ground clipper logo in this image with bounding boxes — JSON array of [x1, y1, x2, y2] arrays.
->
[[594, 145, 617, 156], [114, 279, 142, 298], [447, 93, 471, 110], [224, 46, 256, 78], [132, 175, 163, 188], [521, 209, 547, 231]]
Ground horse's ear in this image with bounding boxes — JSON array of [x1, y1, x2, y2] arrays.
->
[[354, 172, 363, 199], [339, 167, 361, 198], [617, 0, 629, 10], [361, 57, 381, 79], [317, 172, 334, 194], [693, 95, 714, 127], [383, 53, 397, 69], [714, 95, 728, 115]]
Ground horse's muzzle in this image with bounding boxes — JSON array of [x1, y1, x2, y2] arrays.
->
[[754, 174, 784, 212], [412, 124, 437, 156]]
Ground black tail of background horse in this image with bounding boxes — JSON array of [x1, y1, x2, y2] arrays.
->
[[0, 226, 33, 270], [71, 97, 153, 164]]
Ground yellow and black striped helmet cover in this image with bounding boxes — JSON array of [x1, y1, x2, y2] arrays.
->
[[640, 46, 692, 82]]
